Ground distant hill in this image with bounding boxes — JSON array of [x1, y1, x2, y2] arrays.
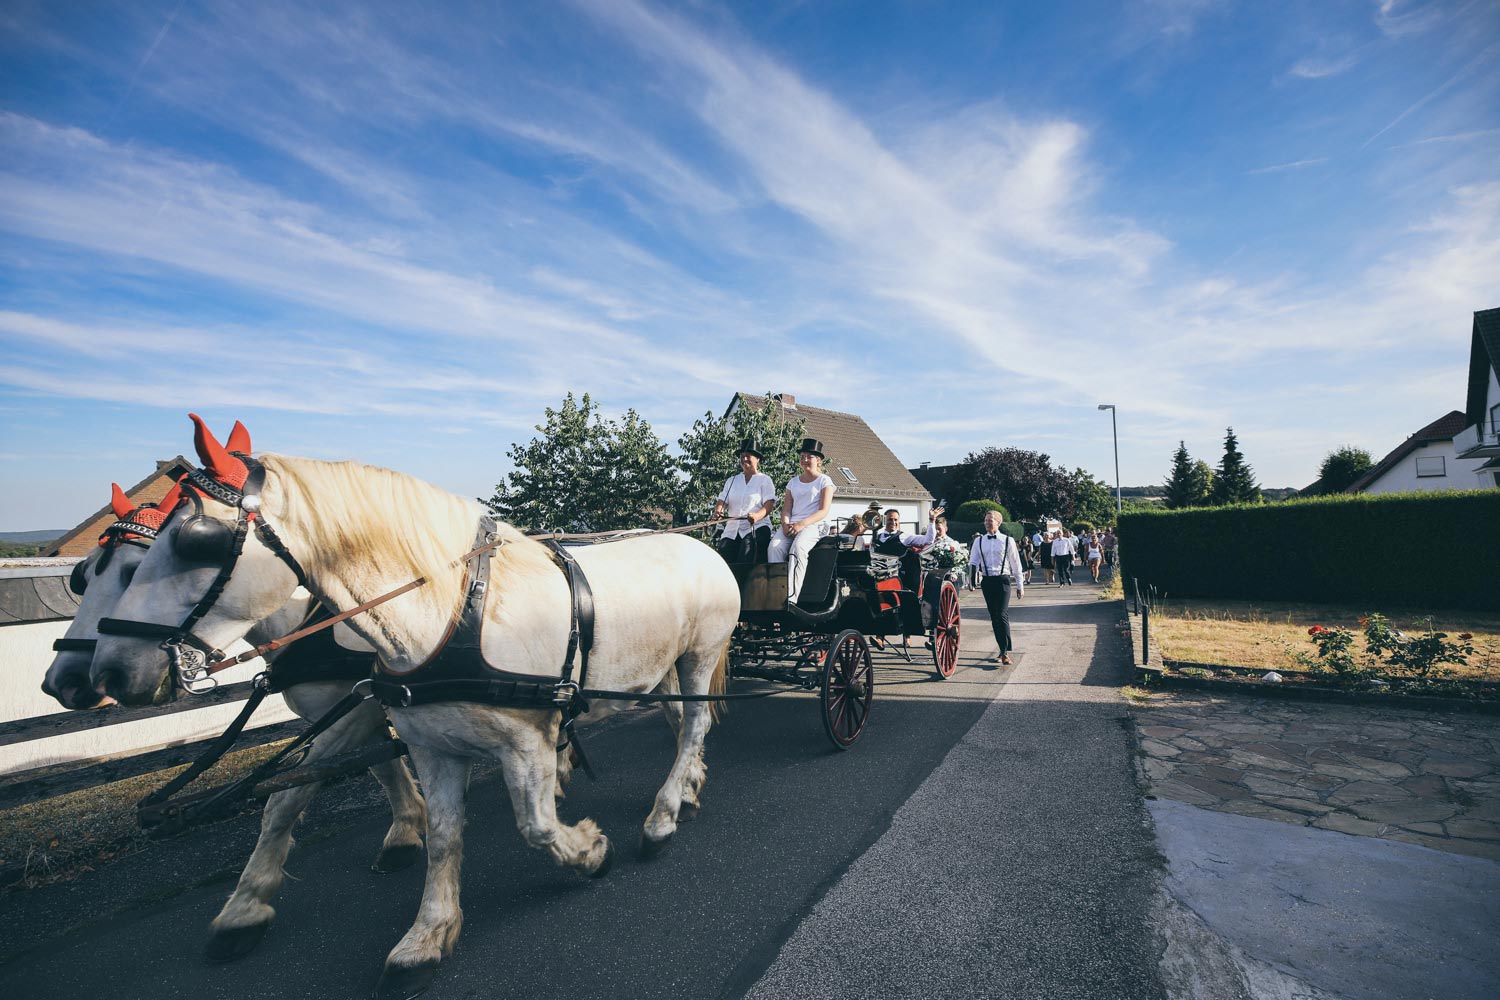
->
[[0, 530, 65, 544]]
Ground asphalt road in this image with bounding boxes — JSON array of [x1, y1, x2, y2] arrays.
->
[[0, 584, 1164, 1000]]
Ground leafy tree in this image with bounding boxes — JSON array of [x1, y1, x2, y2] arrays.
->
[[1190, 460, 1215, 505], [1311, 446, 1373, 495], [1163, 442, 1206, 509], [955, 447, 1073, 521], [1210, 427, 1262, 505], [484, 393, 677, 532], [675, 393, 807, 524], [953, 499, 1009, 522], [1068, 467, 1117, 526]]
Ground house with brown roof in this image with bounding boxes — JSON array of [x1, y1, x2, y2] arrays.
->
[[728, 393, 936, 530], [1344, 411, 1485, 495], [43, 456, 194, 557], [1453, 307, 1500, 487]]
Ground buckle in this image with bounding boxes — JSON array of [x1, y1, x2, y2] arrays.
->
[[553, 680, 579, 707]]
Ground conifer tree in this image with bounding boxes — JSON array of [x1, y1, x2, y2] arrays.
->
[[1210, 427, 1261, 505], [1162, 441, 1198, 509]]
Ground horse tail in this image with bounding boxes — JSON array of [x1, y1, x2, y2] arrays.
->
[[709, 640, 730, 723]]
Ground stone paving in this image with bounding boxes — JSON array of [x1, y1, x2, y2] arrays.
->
[[1129, 689, 1500, 861]]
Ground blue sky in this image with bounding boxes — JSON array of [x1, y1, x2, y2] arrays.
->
[[2, 0, 1497, 531]]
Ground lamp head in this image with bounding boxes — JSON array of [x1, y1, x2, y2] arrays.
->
[[1097, 404, 1114, 411]]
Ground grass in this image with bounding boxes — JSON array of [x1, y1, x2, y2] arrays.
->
[[0, 741, 292, 890], [1151, 597, 1500, 680]]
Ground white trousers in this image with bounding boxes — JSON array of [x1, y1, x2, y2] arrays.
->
[[768, 524, 826, 601]]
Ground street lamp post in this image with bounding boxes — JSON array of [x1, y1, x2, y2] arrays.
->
[[1098, 404, 1121, 514]]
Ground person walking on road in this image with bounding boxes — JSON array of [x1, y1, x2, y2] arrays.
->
[[1051, 531, 1073, 586], [969, 510, 1024, 665], [1086, 533, 1103, 583]]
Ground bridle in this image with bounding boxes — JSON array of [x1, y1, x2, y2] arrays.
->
[[52, 508, 170, 655], [96, 457, 310, 695]]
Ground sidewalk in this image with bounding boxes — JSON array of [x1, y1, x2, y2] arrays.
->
[[1134, 673, 1500, 1000]]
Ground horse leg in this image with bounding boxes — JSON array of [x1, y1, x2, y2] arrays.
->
[[206, 698, 394, 962], [642, 645, 721, 856], [376, 746, 470, 1000], [368, 754, 427, 874], [501, 721, 613, 877]]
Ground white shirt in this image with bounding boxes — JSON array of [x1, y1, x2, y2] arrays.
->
[[969, 532, 1023, 589], [717, 472, 775, 540], [1051, 537, 1070, 556], [784, 473, 835, 525], [928, 532, 963, 554], [874, 522, 936, 549]]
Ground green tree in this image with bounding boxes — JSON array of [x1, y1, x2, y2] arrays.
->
[[1311, 445, 1373, 495], [955, 447, 1073, 521], [1068, 467, 1117, 525], [953, 499, 1009, 522], [1210, 427, 1262, 505], [1164, 442, 1203, 509], [484, 393, 677, 532], [675, 393, 807, 524], [1190, 460, 1215, 505]]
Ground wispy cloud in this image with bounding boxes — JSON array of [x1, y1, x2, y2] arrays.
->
[[1288, 53, 1360, 79], [1248, 157, 1330, 174]]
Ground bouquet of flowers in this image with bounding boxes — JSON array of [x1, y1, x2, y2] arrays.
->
[[930, 541, 969, 572]]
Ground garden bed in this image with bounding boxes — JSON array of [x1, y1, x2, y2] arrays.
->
[[1145, 659, 1500, 714]]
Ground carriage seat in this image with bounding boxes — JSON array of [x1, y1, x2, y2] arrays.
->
[[793, 535, 849, 612]]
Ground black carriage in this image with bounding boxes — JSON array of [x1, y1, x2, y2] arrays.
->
[[726, 534, 962, 750]]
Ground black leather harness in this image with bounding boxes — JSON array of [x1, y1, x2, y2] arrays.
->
[[366, 518, 596, 716]]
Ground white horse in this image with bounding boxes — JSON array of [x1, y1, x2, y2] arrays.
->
[[42, 433, 426, 964], [91, 416, 741, 998]]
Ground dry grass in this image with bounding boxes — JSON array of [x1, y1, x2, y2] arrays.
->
[[1152, 598, 1500, 680], [0, 741, 290, 890]]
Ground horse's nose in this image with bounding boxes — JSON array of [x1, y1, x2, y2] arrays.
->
[[93, 666, 128, 703]]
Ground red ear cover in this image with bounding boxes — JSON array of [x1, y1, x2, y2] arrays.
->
[[188, 412, 248, 490], [130, 479, 186, 533], [110, 483, 135, 520], [226, 420, 251, 456]]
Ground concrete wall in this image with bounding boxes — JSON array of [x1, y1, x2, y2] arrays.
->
[[0, 572, 298, 778]]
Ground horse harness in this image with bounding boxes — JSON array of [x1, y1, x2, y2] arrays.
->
[[95, 459, 311, 694], [94, 457, 602, 732]]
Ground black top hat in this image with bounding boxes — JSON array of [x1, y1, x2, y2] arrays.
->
[[797, 437, 825, 459], [736, 436, 764, 460]]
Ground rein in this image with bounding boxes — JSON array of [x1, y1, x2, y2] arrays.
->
[[184, 516, 736, 673]]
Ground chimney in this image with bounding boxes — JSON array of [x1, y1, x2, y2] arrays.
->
[[919, 462, 930, 469], [774, 393, 797, 410]]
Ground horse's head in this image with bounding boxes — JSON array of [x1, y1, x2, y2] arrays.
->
[[92, 415, 306, 706], [41, 479, 191, 709]]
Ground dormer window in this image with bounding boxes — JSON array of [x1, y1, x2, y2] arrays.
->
[[838, 466, 858, 483]]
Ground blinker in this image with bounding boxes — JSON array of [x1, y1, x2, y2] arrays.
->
[[69, 558, 90, 596], [173, 514, 236, 564]]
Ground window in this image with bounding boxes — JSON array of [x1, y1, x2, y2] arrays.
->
[[1415, 455, 1446, 478], [837, 466, 859, 483]]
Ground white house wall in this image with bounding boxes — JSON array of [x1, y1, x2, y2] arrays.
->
[[1363, 440, 1489, 494]]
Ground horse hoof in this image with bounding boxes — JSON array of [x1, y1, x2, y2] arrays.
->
[[203, 922, 269, 963], [371, 843, 422, 874], [678, 801, 700, 823], [591, 838, 615, 879], [639, 831, 672, 860], [374, 960, 440, 1000]]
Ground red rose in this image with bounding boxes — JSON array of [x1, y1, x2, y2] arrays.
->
[[1307, 626, 1324, 635], [1459, 633, 1474, 641]]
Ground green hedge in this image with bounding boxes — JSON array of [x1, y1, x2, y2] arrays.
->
[[1116, 490, 1500, 611], [949, 520, 1024, 545]]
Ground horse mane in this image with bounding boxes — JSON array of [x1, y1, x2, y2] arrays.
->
[[258, 453, 484, 621]]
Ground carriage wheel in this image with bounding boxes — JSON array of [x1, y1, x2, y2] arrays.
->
[[820, 629, 873, 750], [931, 580, 961, 679]]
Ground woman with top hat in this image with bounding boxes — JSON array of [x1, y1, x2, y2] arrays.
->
[[712, 437, 776, 564], [767, 437, 836, 602]]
